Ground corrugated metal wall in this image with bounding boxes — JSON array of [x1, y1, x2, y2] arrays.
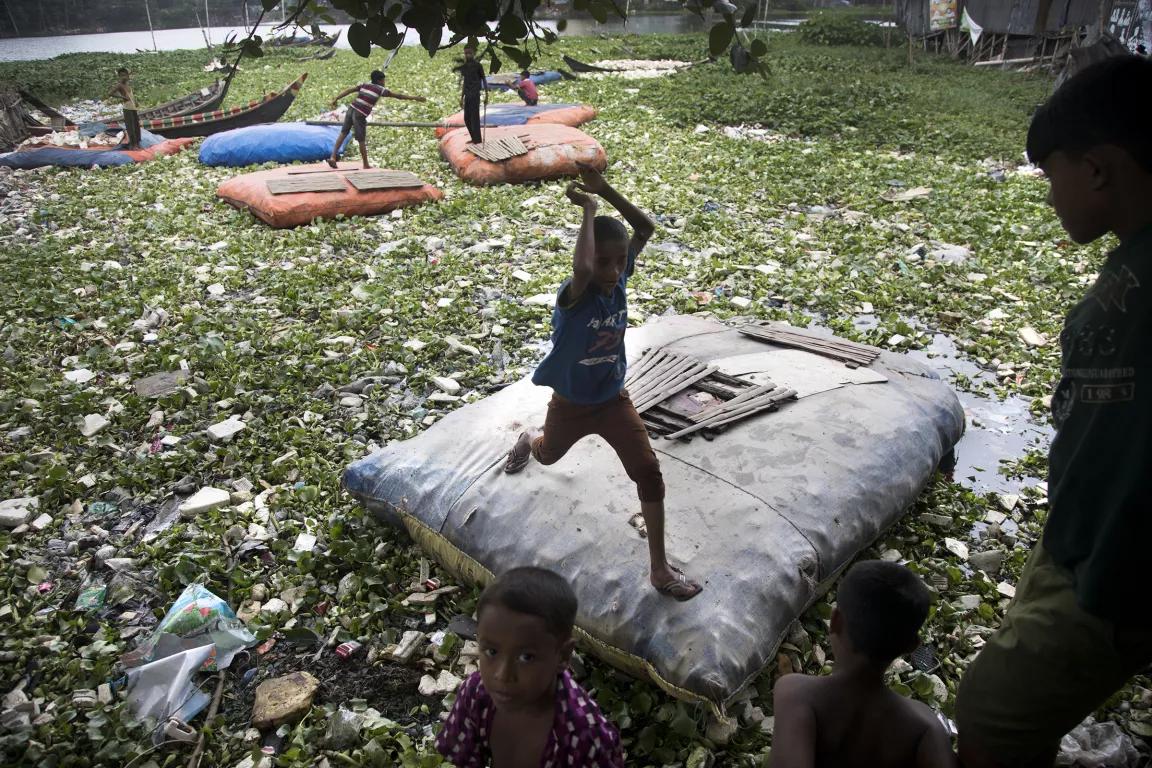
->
[[898, 0, 1099, 35]]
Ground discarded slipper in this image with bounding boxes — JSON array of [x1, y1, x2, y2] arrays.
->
[[656, 567, 702, 602]]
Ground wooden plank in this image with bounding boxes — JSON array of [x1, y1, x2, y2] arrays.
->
[[285, 165, 360, 175], [625, 348, 669, 387], [666, 388, 797, 440], [688, 383, 778, 423], [346, 170, 426, 191], [266, 175, 348, 195], [628, 359, 703, 404], [635, 365, 718, 413], [466, 135, 529, 162]]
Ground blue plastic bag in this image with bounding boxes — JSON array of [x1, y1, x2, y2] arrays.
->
[[198, 122, 352, 167]]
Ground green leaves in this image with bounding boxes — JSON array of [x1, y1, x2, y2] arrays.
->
[[347, 21, 373, 57], [708, 21, 735, 57]]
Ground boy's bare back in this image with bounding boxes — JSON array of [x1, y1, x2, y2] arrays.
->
[[773, 673, 955, 768]]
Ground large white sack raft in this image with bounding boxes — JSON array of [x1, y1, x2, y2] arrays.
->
[[343, 315, 964, 712]]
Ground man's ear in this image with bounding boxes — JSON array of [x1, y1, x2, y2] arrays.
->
[[1081, 149, 1109, 192], [559, 636, 576, 664]]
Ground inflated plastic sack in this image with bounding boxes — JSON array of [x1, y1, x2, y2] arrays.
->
[[0, 131, 195, 170], [199, 122, 352, 167], [434, 102, 598, 138], [217, 162, 444, 228], [343, 315, 964, 711], [121, 583, 256, 672], [440, 124, 606, 187]]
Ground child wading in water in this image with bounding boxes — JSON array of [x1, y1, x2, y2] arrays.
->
[[327, 70, 426, 169], [503, 164, 702, 602], [771, 561, 956, 768], [436, 567, 624, 767]]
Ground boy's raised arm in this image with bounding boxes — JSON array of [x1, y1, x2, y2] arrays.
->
[[565, 183, 598, 304], [574, 162, 654, 253], [386, 90, 428, 103]]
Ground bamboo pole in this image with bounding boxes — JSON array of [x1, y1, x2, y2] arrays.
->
[[143, 0, 157, 51], [306, 119, 481, 128]]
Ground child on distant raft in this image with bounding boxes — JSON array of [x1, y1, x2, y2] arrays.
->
[[327, 69, 427, 169], [515, 70, 538, 106], [436, 567, 624, 768], [108, 67, 141, 151], [502, 163, 702, 602], [771, 561, 957, 768], [454, 43, 487, 144]]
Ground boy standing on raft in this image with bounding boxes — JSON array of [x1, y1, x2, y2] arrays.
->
[[327, 70, 427, 169], [454, 43, 487, 144], [503, 163, 703, 602]]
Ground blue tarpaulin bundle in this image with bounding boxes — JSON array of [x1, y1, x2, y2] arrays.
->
[[198, 123, 351, 167]]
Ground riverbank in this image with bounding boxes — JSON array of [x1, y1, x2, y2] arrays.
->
[[1, 32, 1148, 767]]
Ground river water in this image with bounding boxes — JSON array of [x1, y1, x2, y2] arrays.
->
[[0, 15, 710, 62]]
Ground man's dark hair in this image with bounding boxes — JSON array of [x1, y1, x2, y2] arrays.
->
[[117, 67, 129, 76], [370, 70, 386, 84], [477, 566, 577, 639], [836, 561, 930, 663], [521, 70, 531, 78], [1027, 55, 1152, 172], [593, 216, 628, 245]]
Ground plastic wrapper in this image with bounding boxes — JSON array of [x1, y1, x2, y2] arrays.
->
[[122, 583, 256, 672]]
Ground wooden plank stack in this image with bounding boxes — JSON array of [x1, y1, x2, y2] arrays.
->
[[465, 135, 530, 162], [266, 175, 348, 195], [739, 321, 880, 368], [346, 170, 426, 190], [624, 349, 797, 441]]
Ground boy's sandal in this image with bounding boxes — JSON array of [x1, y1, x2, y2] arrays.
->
[[503, 432, 532, 474], [655, 567, 702, 602]]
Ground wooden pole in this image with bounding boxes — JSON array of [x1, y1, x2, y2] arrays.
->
[[306, 119, 485, 128], [3, 0, 20, 36], [204, 0, 212, 47], [143, 0, 157, 51]]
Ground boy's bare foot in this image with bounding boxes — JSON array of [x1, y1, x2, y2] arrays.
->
[[503, 431, 533, 474], [362, 164, 372, 170], [326, 157, 338, 168], [653, 565, 702, 602]]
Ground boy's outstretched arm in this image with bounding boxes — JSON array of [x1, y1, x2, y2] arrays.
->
[[565, 183, 599, 303], [574, 162, 655, 254], [385, 90, 428, 102], [330, 86, 358, 108]]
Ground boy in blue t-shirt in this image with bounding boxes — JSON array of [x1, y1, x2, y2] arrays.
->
[[503, 163, 702, 601]]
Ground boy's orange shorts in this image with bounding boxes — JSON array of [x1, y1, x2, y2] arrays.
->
[[532, 390, 665, 503]]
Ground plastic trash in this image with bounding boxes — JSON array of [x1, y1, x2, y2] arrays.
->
[[325, 707, 363, 749], [124, 645, 213, 724], [122, 583, 256, 672], [1056, 720, 1142, 767]]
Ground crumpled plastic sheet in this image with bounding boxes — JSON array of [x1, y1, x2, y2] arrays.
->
[[122, 583, 256, 673], [124, 645, 213, 725], [1056, 720, 1143, 768]]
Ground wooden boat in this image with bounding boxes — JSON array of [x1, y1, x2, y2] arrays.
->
[[20, 80, 228, 134], [562, 55, 621, 73], [100, 73, 307, 139], [270, 29, 341, 48]]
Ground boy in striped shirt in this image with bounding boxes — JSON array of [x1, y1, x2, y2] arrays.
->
[[328, 70, 427, 169]]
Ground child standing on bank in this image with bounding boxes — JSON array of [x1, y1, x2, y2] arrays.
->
[[454, 43, 487, 144], [955, 55, 1152, 768], [436, 567, 624, 768], [502, 163, 702, 602], [327, 70, 427, 169], [107, 67, 141, 151], [771, 561, 957, 768]]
